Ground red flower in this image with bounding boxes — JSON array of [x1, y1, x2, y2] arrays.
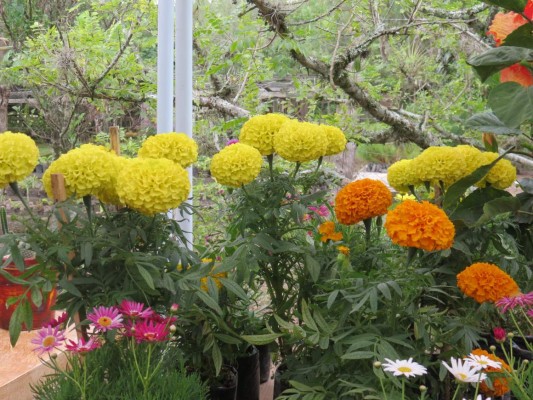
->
[[133, 319, 170, 343], [493, 327, 506, 343], [500, 64, 533, 87]]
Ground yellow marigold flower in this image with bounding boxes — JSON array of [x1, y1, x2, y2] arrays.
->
[[239, 113, 290, 155], [320, 125, 347, 156], [412, 146, 465, 187], [200, 265, 227, 291], [318, 221, 343, 242], [115, 158, 190, 215], [337, 245, 350, 255], [457, 262, 519, 304], [334, 179, 392, 225], [387, 159, 421, 193], [0, 131, 39, 187], [273, 120, 327, 162], [394, 193, 416, 202], [96, 156, 133, 206], [210, 143, 263, 187], [138, 132, 198, 168], [455, 145, 483, 177], [384, 200, 455, 251], [471, 349, 511, 397], [42, 145, 116, 198], [476, 152, 516, 190]]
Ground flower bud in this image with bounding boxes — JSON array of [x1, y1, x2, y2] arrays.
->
[[493, 327, 506, 343], [507, 332, 514, 339], [170, 324, 177, 333], [50, 353, 58, 360], [490, 345, 497, 352], [419, 385, 427, 392], [373, 361, 382, 368], [523, 359, 529, 365], [170, 303, 179, 314]]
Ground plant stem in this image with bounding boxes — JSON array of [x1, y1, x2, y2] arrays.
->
[[363, 218, 372, 248], [267, 154, 274, 182], [9, 182, 37, 222], [401, 379, 405, 400]]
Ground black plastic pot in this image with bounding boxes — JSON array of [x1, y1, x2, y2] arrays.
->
[[210, 366, 238, 400], [236, 346, 260, 400], [257, 344, 272, 383]]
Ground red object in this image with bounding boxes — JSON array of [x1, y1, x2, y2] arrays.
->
[[493, 327, 507, 343], [0, 258, 57, 330]]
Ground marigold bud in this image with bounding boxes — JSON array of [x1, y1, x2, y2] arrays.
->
[[507, 332, 515, 339]]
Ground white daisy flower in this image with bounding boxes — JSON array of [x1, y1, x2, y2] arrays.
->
[[464, 353, 501, 370], [382, 357, 427, 378], [462, 396, 490, 400], [442, 357, 487, 383]]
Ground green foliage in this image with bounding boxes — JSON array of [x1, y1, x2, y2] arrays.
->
[[356, 143, 421, 164]]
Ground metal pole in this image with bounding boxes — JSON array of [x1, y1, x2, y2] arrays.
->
[[175, 0, 194, 246], [157, 0, 174, 133]]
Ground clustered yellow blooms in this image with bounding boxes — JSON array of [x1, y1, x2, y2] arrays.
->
[[239, 113, 290, 155], [387, 145, 517, 192], [40, 134, 195, 215], [138, 132, 198, 168], [321, 125, 348, 156], [0, 131, 39, 187], [274, 120, 327, 162], [210, 143, 263, 187], [116, 158, 190, 215]]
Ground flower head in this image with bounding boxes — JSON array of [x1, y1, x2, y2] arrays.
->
[[65, 337, 100, 355], [442, 357, 487, 383], [387, 159, 422, 193], [31, 325, 66, 355], [273, 120, 327, 162], [337, 245, 350, 255], [119, 300, 154, 320], [318, 221, 343, 242], [87, 306, 123, 332], [384, 200, 455, 251], [0, 131, 39, 187], [334, 179, 392, 225], [487, 11, 529, 46], [493, 327, 506, 343], [200, 266, 228, 292], [476, 152, 516, 190], [412, 146, 466, 187], [239, 113, 290, 155], [500, 64, 533, 87], [320, 124, 347, 156], [382, 358, 427, 378], [457, 262, 519, 304], [496, 292, 533, 313], [464, 353, 502, 370], [471, 349, 511, 397], [210, 143, 263, 187], [115, 157, 190, 215], [138, 132, 198, 168], [133, 319, 170, 343], [42, 144, 117, 198], [45, 312, 68, 329]]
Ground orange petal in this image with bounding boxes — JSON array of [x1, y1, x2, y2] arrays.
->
[[487, 12, 528, 45], [500, 63, 533, 87], [525, 0, 533, 19]]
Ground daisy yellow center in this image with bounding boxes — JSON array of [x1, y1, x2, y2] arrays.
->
[[458, 373, 468, 380], [478, 360, 488, 365], [42, 335, 56, 347], [98, 316, 112, 327], [398, 366, 412, 373]]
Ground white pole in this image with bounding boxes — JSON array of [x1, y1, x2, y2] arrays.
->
[[175, 0, 194, 246], [157, 0, 174, 133]]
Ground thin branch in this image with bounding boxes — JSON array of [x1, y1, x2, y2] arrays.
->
[[420, 4, 489, 19], [288, 0, 347, 26], [329, 11, 355, 89], [195, 94, 250, 118]]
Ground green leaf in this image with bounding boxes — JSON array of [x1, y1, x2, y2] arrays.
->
[[241, 333, 281, 346], [212, 342, 222, 377], [9, 302, 24, 346], [196, 290, 223, 316], [214, 333, 242, 345], [305, 254, 320, 282], [451, 187, 511, 225], [465, 111, 523, 135], [488, 83, 533, 128], [477, 197, 522, 225], [218, 277, 248, 300], [58, 276, 82, 297], [443, 150, 511, 210], [341, 351, 376, 360], [503, 23, 533, 49], [31, 287, 43, 307], [376, 283, 391, 300], [136, 264, 155, 290], [468, 47, 533, 81], [327, 290, 339, 309], [301, 299, 318, 331], [482, 0, 528, 13]]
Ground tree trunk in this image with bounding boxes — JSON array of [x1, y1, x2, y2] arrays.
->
[[0, 86, 9, 132]]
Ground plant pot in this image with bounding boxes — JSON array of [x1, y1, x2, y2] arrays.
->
[[257, 344, 272, 383], [236, 345, 260, 400], [273, 364, 290, 399], [210, 365, 238, 400], [0, 258, 57, 330]]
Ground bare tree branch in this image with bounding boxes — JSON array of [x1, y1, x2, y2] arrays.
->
[[195, 94, 250, 118], [288, 0, 348, 26], [420, 4, 489, 19]]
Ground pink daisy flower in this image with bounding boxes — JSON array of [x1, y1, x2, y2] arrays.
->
[[65, 337, 100, 355], [226, 139, 239, 146], [45, 312, 68, 328], [496, 292, 533, 314], [133, 319, 169, 343], [119, 300, 154, 320], [31, 326, 66, 355], [87, 306, 123, 332]]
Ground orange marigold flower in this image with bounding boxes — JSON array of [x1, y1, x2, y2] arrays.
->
[[384, 200, 455, 251], [334, 179, 392, 225], [500, 64, 533, 87], [487, 11, 528, 46], [337, 245, 350, 255], [471, 349, 511, 397], [457, 263, 519, 304], [318, 221, 343, 242]]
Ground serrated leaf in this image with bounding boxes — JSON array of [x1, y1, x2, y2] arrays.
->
[[465, 111, 523, 135], [214, 333, 242, 345], [376, 283, 391, 300], [58, 276, 82, 297], [218, 277, 248, 300], [489, 83, 533, 128], [136, 264, 155, 290], [476, 196, 522, 225], [503, 22, 533, 49], [327, 290, 339, 309], [301, 299, 318, 331], [241, 333, 281, 346]]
